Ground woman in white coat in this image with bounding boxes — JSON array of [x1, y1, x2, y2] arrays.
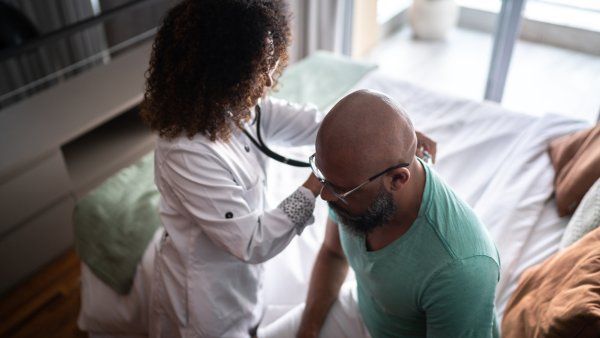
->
[[141, 1, 322, 336], [141, 1, 436, 337]]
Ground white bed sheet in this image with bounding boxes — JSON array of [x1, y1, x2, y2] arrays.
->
[[79, 71, 589, 335]]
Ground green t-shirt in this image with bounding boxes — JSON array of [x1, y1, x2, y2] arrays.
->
[[333, 159, 501, 338]]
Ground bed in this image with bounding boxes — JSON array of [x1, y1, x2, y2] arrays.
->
[[76, 52, 589, 337]]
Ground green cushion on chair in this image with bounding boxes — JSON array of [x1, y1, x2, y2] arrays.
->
[[75, 154, 160, 294]]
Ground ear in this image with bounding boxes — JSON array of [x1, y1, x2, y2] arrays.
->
[[386, 167, 410, 192]]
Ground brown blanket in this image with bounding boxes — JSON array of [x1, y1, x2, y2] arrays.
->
[[502, 227, 600, 337], [549, 124, 600, 216]]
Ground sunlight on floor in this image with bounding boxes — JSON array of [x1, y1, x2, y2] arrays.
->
[[363, 27, 600, 123]]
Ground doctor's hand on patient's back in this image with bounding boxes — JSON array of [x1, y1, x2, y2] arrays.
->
[[416, 131, 437, 164], [302, 173, 322, 197]]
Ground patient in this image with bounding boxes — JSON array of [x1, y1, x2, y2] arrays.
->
[[258, 90, 501, 338]]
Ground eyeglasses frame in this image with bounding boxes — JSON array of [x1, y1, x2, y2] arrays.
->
[[308, 153, 410, 204]]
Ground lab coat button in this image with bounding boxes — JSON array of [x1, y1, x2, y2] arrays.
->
[[244, 145, 250, 152], [225, 212, 234, 219]]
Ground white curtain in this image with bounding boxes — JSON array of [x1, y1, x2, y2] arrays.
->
[[287, 0, 353, 62]]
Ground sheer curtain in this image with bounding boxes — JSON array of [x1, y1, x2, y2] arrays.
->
[[287, 0, 353, 62]]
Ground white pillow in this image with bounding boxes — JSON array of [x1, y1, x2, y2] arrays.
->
[[560, 178, 600, 249]]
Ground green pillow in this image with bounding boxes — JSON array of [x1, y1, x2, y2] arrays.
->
[[74, 154, 160, 294]]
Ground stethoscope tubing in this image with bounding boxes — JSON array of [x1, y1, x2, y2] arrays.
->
[[241, 105, 311, 168]]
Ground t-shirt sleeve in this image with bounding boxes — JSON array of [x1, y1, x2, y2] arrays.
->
[[421, 255, 500, 338]]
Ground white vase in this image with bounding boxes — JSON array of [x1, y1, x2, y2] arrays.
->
[[409, 0, 459, 40]]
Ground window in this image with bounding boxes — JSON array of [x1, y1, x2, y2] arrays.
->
[[458, 0, 600, 32]]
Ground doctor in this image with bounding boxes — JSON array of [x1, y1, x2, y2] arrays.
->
[[142, 1, 322, 336], [140, 0, 436, 337]]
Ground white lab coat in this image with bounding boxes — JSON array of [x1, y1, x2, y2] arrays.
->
[[149, 97, 323, 337]]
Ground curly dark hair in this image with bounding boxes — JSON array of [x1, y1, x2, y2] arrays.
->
[[141, 0, 291, 141]]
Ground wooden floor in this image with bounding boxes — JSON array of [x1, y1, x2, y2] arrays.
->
[[0, 249, 86, 338]]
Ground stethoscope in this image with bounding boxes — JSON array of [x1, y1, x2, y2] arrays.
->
[[240, 104, 433, 167], [240, 104, 311, 167]]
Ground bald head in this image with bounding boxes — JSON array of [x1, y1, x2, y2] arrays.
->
[[316, 89, 416, 184]]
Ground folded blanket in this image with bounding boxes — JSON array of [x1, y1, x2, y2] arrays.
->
[[74, 51, 376, 294]]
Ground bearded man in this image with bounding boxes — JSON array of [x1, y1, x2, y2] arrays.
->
[[258, 89, 501, 338]]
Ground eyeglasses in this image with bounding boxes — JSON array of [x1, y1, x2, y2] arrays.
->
[[309, 153, 409, 204]]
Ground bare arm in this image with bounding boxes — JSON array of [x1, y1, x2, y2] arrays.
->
[[297, 216, 349, 338]]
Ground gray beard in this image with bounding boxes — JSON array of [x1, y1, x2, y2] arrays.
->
[[329, 188, 397, 237]]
